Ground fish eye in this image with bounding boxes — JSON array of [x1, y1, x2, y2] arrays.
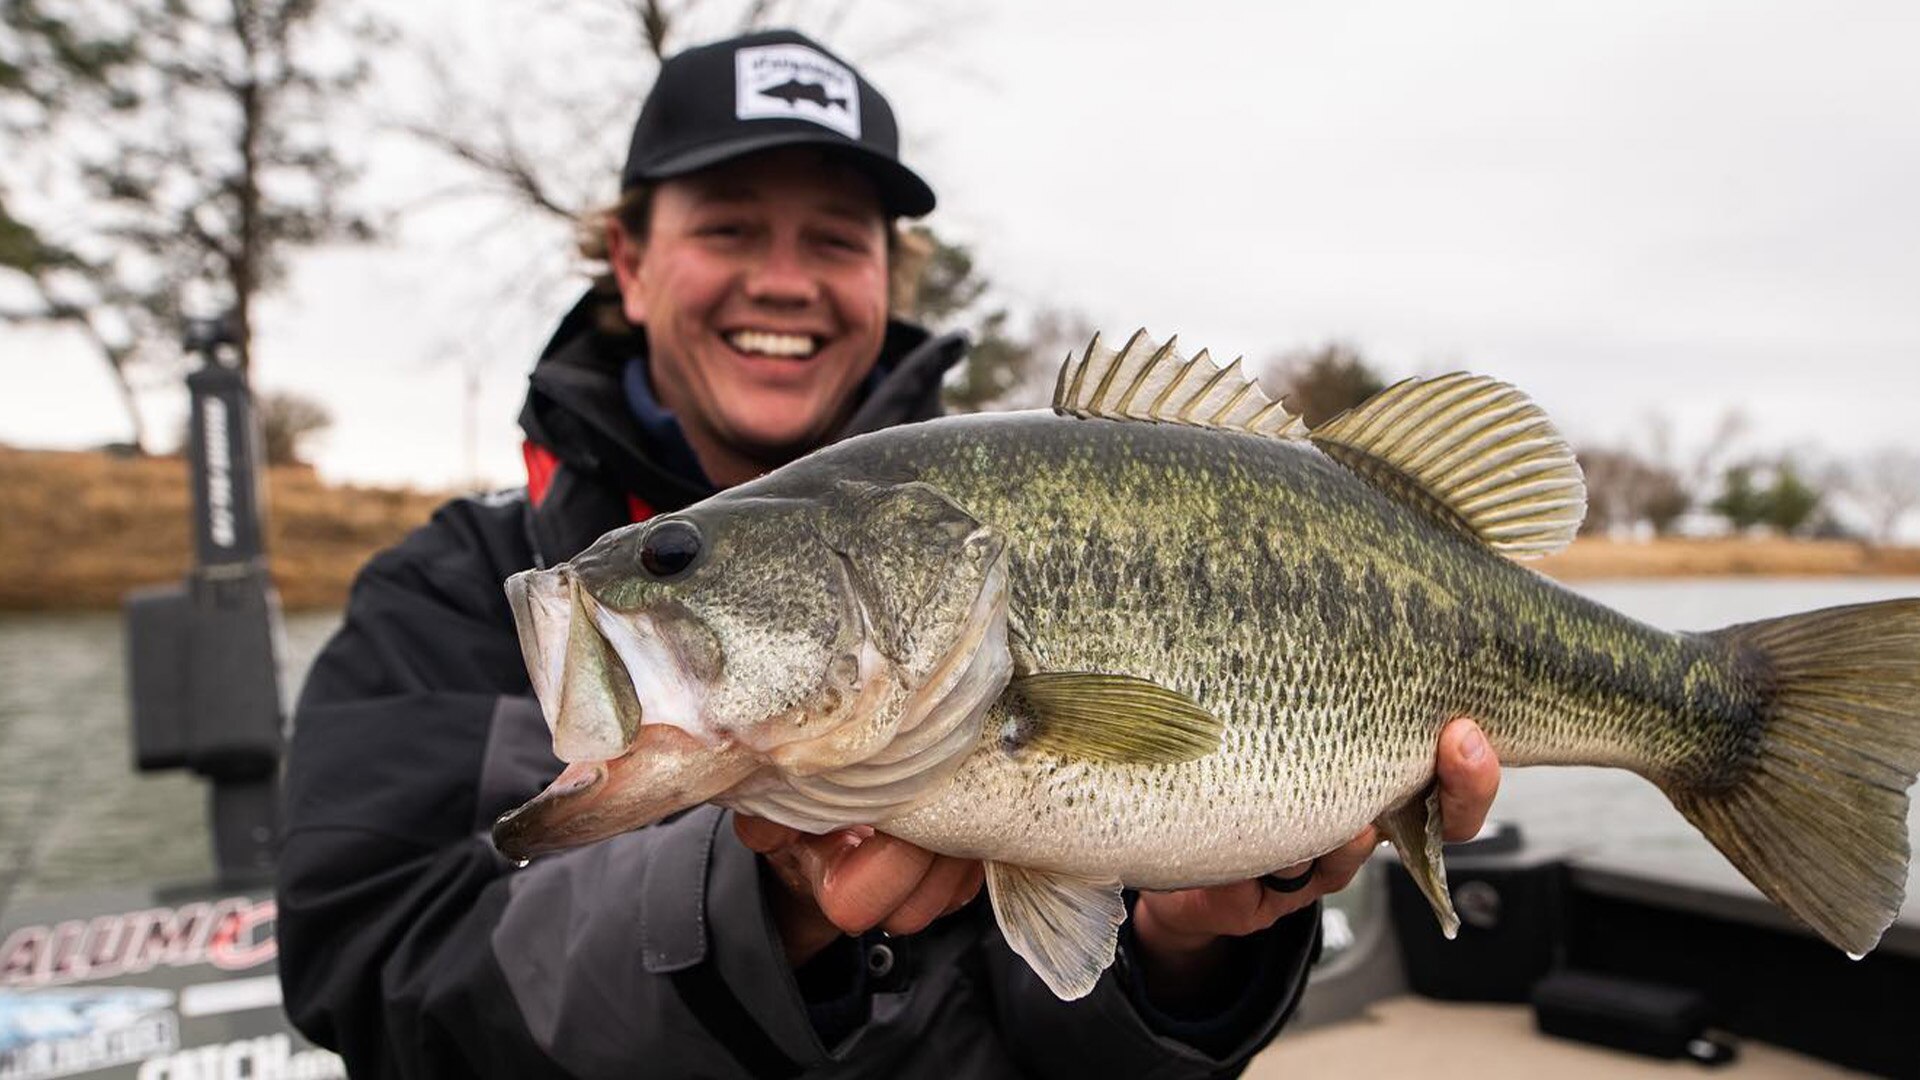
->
[[639, 519, 702, 579]]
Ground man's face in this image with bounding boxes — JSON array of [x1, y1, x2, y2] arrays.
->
[[613, 148, 891, 478]]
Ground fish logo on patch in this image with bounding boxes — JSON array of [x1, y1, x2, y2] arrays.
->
[[735, 43, 861, 140]]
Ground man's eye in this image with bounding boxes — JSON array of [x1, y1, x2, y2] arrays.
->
[[819, 233, 871, 254], [697, 222, 748, 239]]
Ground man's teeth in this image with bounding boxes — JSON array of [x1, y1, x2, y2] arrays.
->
[[727, 330, 817, 358]]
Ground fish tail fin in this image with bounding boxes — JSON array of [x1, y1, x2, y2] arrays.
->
[[1670, 600, 1920, 956]]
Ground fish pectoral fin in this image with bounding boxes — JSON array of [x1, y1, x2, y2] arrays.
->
[[1377, 783, 1460, 938], [1308, 373, 1586, 559], [984, 862, 1126, 1001], [1004, 672, 1223, 764]]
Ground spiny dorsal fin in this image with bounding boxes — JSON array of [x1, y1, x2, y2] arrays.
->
[[1052, 330, 1303, 439], [1308, 373, 1586, 559]]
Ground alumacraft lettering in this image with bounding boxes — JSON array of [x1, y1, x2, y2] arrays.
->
[[136, 1035, 343, 1080], [201, 396, 235, 548], [0, 898, 277, 989]]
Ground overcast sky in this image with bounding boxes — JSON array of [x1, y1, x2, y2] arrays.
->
[[4, 0, 1917, 499]]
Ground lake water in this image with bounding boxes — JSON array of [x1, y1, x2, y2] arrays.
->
[[2, 578, 1918, 921]]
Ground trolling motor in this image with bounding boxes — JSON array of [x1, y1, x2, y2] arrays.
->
[[123, 315, 285, 884]]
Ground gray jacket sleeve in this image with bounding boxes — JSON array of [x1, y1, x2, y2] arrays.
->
[[491, 801, 840, 1078]]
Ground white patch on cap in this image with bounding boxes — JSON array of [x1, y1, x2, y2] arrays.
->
[[734, 43, 862, 140]]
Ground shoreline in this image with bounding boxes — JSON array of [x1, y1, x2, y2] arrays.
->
[[3, 447, 1918, 612], [1534, 537, 1920, 581], [0, 447, 446, 612]]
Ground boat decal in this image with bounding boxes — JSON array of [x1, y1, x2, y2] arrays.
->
[[1, 898, 277, 989]]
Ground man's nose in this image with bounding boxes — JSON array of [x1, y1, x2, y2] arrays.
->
[[743, 241, 821, 307]]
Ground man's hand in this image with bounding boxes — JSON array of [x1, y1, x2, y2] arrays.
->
[[1128, 717, 1500, 1006], [734, 816, 984, 966]]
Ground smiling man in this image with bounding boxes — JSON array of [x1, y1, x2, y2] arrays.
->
[[276, 28, 1500, 1079]]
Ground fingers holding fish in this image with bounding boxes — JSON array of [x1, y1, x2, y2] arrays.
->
[[880, 852, 981, 936], [1307, 827, 1380, 896], [735, 814, 984, 952], [1133, 876, 1303, 948], [732, 813, 816, 854], [1435, 717, 1501, 843], [939, 862, 986, 919], [822, 834, 985, 936], [733, 815, 866, 963]]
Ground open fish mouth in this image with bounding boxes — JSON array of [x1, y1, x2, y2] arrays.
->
[[506, 568, 709, 762], [500, 567, 757, 858]]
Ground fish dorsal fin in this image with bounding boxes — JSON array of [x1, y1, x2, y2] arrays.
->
[[1308, 373, 1586, 559], [1052, 330, 1303, 439]]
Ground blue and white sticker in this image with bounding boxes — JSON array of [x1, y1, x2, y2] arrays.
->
[[734, 43, 861, 140], [0, 987, 177, 1079]]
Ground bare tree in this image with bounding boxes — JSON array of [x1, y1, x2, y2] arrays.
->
[[1686, 408, 1749, 503], [1847, 447, 1920, 545], [1578, 447, 1690, 537], [1, 4, 151, 447], [258, 389, 333, 466], [0, 0, 383, 451]]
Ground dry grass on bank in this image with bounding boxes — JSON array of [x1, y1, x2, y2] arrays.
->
[[1536, 536, 1920, 580], [0, 447, 449, 611]]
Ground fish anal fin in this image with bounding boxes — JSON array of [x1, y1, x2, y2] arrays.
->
[[1004, 672, 1223, 764], [1052, 330, 1303, 440], [984, 862, 1125, 1000], [1309, 373, 1587, 559], [1377, 783, 1459, 938]]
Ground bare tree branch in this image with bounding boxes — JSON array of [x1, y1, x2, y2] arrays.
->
[[396, 120, 579, 222]]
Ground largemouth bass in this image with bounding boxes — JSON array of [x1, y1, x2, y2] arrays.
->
[[497, 332, 1920, 1000]]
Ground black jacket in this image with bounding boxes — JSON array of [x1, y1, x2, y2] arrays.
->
[[276, 296, 1321, 1078]]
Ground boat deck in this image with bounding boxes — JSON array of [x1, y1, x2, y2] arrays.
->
[[1248, 996, 1865, 1078]]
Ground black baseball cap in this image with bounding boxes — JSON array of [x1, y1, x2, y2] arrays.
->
[[622, 29, 936, 217]]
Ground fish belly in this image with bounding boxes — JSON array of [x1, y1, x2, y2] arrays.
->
[[881, 701, 1442, 890]]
